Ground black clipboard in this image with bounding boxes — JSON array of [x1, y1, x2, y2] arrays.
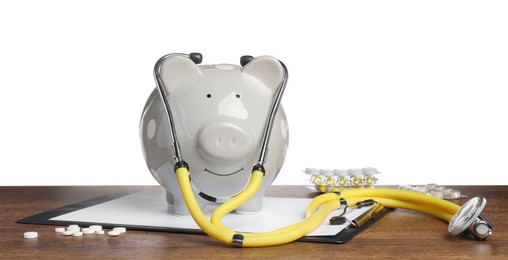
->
[[18, 192, 392, 244], [299, 207, 393, 244]]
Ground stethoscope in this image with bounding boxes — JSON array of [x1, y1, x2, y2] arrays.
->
[[154, 52, 287, 176], [153, 53, 493, 247]]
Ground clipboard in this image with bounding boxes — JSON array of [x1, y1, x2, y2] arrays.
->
[[18, 189, 391, 244], [300, 207, 393, 243]]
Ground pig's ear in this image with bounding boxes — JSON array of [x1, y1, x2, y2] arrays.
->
[[159, 55, 202, 94], [242, 56, 284, 94]]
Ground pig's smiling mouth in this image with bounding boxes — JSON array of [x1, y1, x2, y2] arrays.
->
[[204, 167, 244, 176]]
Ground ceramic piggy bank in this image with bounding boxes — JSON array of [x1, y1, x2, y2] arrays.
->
[[140, 54, 289, 215]]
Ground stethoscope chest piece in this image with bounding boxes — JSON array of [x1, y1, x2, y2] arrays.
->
[[448, 196, 492, 240]]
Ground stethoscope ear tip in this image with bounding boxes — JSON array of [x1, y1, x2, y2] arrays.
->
[[448, 196, 492, 240], [240, 55, 254, 67], [189, 53, 203, 64]]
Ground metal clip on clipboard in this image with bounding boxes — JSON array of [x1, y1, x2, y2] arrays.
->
[[329, 199, 385, 228], [300, 199, 392, 244]]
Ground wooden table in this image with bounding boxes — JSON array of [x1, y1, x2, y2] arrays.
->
[[1, 186, 506, 258]]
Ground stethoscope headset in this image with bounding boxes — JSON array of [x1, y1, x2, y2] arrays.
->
[[153, 52, 492, 247]]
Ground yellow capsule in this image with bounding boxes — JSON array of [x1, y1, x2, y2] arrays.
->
[[338, 177, 348, 186], [365, 176, 376, 185], [316, 185, 327, 193], [352, 177, 363, 185], [311, 176, 322, 185], [325, 177, 335, 185]]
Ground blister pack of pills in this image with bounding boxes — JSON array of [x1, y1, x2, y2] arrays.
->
[[399, 184, 463, 200], [305, 167, 381, 192]]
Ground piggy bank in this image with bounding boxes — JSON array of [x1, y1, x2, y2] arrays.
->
[[140, 54, 289, 215]]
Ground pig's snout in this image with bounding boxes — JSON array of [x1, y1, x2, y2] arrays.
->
[[198, 123, 253, 163]]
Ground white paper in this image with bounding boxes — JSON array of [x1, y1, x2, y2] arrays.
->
[[51, 190, 368, 236]]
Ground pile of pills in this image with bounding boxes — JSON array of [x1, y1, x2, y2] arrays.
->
[[306, 167, 381, 192], [399, 184, 463, 200], [53, 224, 127, 237], [24, 224, 129, 239], [24, 225, 128, 239]]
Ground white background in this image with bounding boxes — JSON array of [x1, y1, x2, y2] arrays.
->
[[1, 1, 507, 186]]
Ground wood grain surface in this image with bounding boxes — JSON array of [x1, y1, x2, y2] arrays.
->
[[1, 185, 506, 259]]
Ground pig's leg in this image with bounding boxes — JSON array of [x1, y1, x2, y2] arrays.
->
[[173, 197, 191, 216], [166, 191, 189, 215], [235, 195, 262, 214], [165, 191, 174, 205], [166, 192, 190, 216]]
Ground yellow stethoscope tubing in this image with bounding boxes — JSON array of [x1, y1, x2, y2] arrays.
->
[[177, 167, 343, 247], [157, 54, 461, 247], [305, 193, 455, 222], [210, 170, 339, 238], [344, 197, 454, 222], [176, 167, 460, 247], [339, 188, 460, 215]]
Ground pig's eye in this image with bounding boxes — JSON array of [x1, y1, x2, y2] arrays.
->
[[236, 94, 240, 98], [206, 94, 212, 98]]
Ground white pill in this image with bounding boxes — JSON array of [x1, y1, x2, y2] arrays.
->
[[81, 228, 95, 235], [415, 187, 428, 193], [68, 224, 79, 228], [444, 189, 461, 199], [89, 225, 102, 231], [67, 226, 80, 232], [107, 230, 121, 236], [433, 186, 445, 191], [96, 230, 105, 235], [54, 227, 66, 233], [62, 230, 74, 236], [112, 227, 126, 233], [426, 183, 438, 190], [430, 190, 444, 199], [399, 185, 410, 190], [72, 231, 83, 237], [24, 231, 38, 239]]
